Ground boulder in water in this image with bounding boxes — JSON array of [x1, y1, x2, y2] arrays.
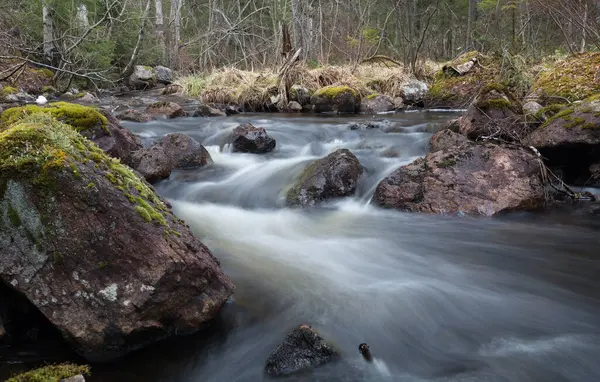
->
[[265, 325, 339, 377], [0, 114, 234, 361], [193, 105, 226, 117], [116, 109, 153, 123], [373, 142, 546, 216], [287, 149, 363, 207], [146, 101, 187, 119], [359, 94, 395, 113], [311, 86, 358, 113], [288, 101, 303, 112], [133, 133, 213, 183], [230, 123, 276, 154]]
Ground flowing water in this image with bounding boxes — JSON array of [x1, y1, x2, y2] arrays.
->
[[5, 112, 600, 381]]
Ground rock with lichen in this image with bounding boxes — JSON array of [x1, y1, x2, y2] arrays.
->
[[0, 113, 233, 361], [265, 325, 339, 377], [286, 149, 363, 207], [310, 86, 358, 113], [133, 133, 213, 183], [116, 109, 153, 123], [146, 101, 187, 119], [524, 97, 600, 186], [373, 141, 546, 216], [129, 65, 156, 90], [359, 94, 395, 113], [1, 102, 142, 167]]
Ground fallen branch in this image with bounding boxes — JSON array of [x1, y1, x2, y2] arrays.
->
[[0, 62, 26, 82], [361, 55, 403, 67]]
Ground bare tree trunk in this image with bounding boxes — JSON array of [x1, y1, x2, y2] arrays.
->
[[42, 0, 55, 61], [121, 0, 152, 79], [76, 3, 90, 31], [290, 0, 303, 55], [580, 0, 588, 53], [155, 0, 166, 62], [466, 0, 476, 50], [169, 0, 184, 68]]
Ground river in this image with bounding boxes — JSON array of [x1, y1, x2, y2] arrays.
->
[[5, 112, 600, 381]]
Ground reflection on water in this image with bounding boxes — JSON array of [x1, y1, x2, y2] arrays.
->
[[3, 112, 600, 382]]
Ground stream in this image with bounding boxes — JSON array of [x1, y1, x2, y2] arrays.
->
[[4, 111, 600, 381]]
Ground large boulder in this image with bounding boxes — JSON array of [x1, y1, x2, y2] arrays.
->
[[287, 149, 363, 207], [265, 325, 339, 377], [133, 133, 213, 183], [116, 109, 153, 123], [230, 123, 276, 154], [154, 66, 174, 85], [458, 85, 526, 141], [310, 86, 358, 113], [146, 101, 187, 119], [430, 129, 470, 152], [373, 142, 546, 216], [0, 114, 234, 361], [400, 79, 429, 105], [129, 65, 156, 90], [289, 85, 311, 106], [359, 94, 395, 113], [1, 102, 143, 168], [524, 98, 600, 185]]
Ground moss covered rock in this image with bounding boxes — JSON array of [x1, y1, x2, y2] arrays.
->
[[457, 84, 527, 141], [373, 141, 546, 216], [287, 149, 363, 207], [524, 97, 600, 185], [7, 363, 89, 382], [129, 65, 157, 90], [310, 86, 358, 113], [0, 113, 233, 361], [532, 52, 600, 104]]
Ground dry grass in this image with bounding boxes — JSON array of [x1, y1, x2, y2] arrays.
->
[[178, 63, 412, 109]]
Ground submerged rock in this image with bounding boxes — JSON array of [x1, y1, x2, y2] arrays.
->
[[524, 98, 600, 185], [230, 123, 276, 153], [0, 115, 233, 361], [311, 86, 358, 113], [193, 104, 226, 117], [373, 142, 546, 216], [287, 149, 363, 207], [265, 325, 339, 377], [359, 94, 395, 113], [133, 133, 213, 183], [146, 101, 187, 119], [116, 109, 153, 123]]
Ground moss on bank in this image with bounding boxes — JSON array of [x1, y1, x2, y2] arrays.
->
[[313, 85, 358, 99], [532, 52, 600, 103], [1, 102, 108, 133], [7, 363, 90, 382]]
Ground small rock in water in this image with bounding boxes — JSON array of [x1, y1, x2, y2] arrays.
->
[[230, 123, 276, 154], [265, 324, 339, 377], [359, 343, 373, 362]]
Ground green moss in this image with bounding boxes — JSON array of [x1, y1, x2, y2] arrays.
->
[[41, 86, 56, 94], [34, 68, 54, 79], [7, 363, 90, 382], [533, 52, 600, 102], [135, 197, 167, 226], [565, 117, 586, 129], [535, 104, 565, 120], [477, 98, 512, 110], [7, 205, 21, 227], [541, 107, 574, 128], [135, 205, 152, 222], [1, 86, 17, 96], [437, 158, 457, 168], [366, 93, 378, 100], [54, 251, 64, 264], [1, 102, 108, 133], [314, 85, 358, 99]]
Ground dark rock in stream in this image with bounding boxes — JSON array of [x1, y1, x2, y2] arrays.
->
[[0, 118, 234, 361], [93, 111, 143, 168], [116, 109, 153, 123], [146, 101, 187, 119], [359, 94, 395, 113], [265, 325, 339, 377], [133, 133, 213, 183], [230, 123, 276, 153], [193, 104, 226, 117], [287, 149, 363, 207], [373, 141, 547, 216]]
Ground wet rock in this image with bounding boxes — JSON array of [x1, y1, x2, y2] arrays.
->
[[265, 325, 339, 377], [60, 375, 86, 382], [133, 133, 213, 183], [146, 101, 187, 119], [193, 104, 226, 117], [290, 85, 311, 106], [458, 85, 526, 141], [92, 111, 143, 167], [161, 84, 183, 95], [311, 86, 358, 113], [373, 142, 546, 216], [116, 109, 153, 123], [0, 116, 234, 361], [589, 163, 600, 187], [430, 129, 470, 152], [524, 99, 600, 186], [76, 92, 100, 104], [349, 120, 393, 130], [393, 97, 405, 110], [359, 94, 395, 113], [209, 103, 242, 116], [230, 123, 276, 154], [288, 101, 303, 112], [400, 79, 428, 105], [155, 65, 173, 85], [523, 101, 543, 116], [287, 149, 363, 207], [129, 65, 156, 90]]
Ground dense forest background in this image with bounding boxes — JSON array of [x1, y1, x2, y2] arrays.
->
[[0, 0, 598, 83]]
